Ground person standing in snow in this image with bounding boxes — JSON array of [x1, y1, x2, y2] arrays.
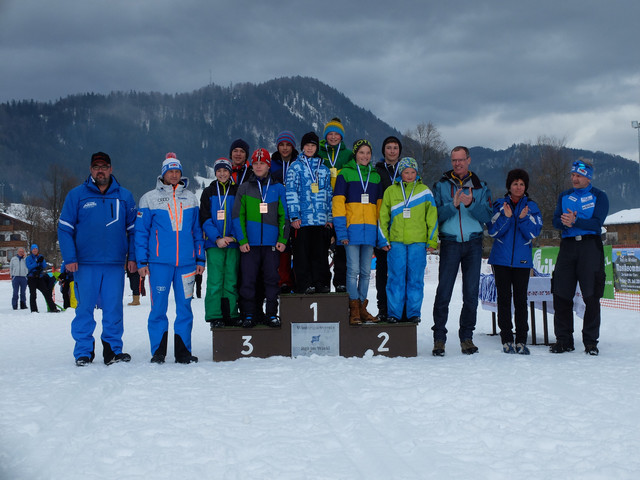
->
[[10, 246, 28, 310], [233, 148, 288, 328], [379, 157, 438, 325], [286, 131, 333, 295], [488, 169, 542, 355], [25, 244, 59, 313], [271, 130, 299, 294], [431, 146, 492, 356], [319, 117, 352, 292], [373, 136, 403, 321], [229, 138, 252, 186], [58, 152, 138, 366], [200, 157, 241, 327], [332, 139, 386, 325], [136, 153, 205, 364], [550, 159, 609, 356]]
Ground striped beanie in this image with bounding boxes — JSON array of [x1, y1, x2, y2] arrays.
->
[[213, 157, 232, 173], [323, 117, 345, 140], [276, 130, 297, 147]]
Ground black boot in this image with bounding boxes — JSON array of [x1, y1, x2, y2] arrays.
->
[[174, 334, 198, 364]]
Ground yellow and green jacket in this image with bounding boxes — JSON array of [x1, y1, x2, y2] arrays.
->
[[379, 180, 439, 249]]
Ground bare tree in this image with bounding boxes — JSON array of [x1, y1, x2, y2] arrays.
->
[[527, 135, 572, 235], [403, 121, 449, 186]]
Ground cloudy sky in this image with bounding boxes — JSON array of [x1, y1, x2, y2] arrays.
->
[[2, 0, 640, 162]]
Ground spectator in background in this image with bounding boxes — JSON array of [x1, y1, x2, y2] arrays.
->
[[25, 244, 59, 313], [10, 247, 28, 310], [58, 261, 74, 309]]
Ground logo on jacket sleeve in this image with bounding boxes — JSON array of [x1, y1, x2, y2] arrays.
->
[[137, 211, 144, 218]]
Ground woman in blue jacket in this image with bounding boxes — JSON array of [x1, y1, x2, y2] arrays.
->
[[488, 169, 542, 355]]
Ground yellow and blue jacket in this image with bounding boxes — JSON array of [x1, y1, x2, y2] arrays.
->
[[332, 159, 386, 247]]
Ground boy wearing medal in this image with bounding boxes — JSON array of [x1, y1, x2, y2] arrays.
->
[[319, 117, 352, 293], [285, 132, 333, 294], [200, 158, 240, 327], [379, 158, 438, 324], [332, 139, 386, 325], [232, 148, 288, 328]]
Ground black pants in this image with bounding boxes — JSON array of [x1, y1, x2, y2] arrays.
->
[[294, 226, 330, 293], [493, 265, 530, 344], [28, 276, 57, 312], [128, 271, 141, 296], [374, 247, 388, 315], [552, 236, 605, 346], [239, 246, 280, 316], [332, 243, 347, 288]]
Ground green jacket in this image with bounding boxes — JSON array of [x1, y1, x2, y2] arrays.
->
[[318, 139, 352, 189], [379, 180, 439, 248]]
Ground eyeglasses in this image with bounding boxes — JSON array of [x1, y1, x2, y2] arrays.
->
[[91, 164, 110, 171]]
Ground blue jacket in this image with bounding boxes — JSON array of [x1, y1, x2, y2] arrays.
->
[[26, 253, 47, 277], [135, 177, 205, 268], [285, 154, 333, 227], [232, 174, 289, 247], [432, 170, 492, 242], [488, 195, 542, 268], [199, 179, 238, 249], [552, 184, 609, 238], [58, 175, 137, 265]]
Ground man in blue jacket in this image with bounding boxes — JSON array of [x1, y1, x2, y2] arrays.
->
[[431, 146, 492, 356], [136, 153, 205, 364], [58, 152, 137, 366], [550, 160, 609, 356]]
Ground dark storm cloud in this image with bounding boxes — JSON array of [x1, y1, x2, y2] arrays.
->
[[1, 0, 639, 160]]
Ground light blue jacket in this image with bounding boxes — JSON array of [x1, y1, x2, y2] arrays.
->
[[285, 154, 333, 227], [432, 170, 492, 242]]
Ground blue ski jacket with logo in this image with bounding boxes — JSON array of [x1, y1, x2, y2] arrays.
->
[[58, 175, 137, 265], [135, 177, 205, 268]]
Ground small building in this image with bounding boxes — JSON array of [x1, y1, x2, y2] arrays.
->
[[0, 211, 31, 265], [604, 208, 640, 246]]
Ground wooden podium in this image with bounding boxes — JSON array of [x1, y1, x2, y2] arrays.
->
[[210, 293, 417, 361]]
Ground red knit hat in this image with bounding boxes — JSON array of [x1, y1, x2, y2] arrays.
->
[[251, 148, 271, 166]]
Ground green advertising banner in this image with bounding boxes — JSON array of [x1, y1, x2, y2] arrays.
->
[[532, 245, 615, 299], [612, 248, 640, 293]]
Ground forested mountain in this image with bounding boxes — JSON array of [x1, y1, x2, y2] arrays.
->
[[0, 76, 638, 214]]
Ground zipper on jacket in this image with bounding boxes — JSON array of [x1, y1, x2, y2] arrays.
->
[[510, 199, 517, 266], [155, 230, 159, 257]]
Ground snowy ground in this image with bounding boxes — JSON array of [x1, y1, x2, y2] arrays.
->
[[1, 262, 639, 480]]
